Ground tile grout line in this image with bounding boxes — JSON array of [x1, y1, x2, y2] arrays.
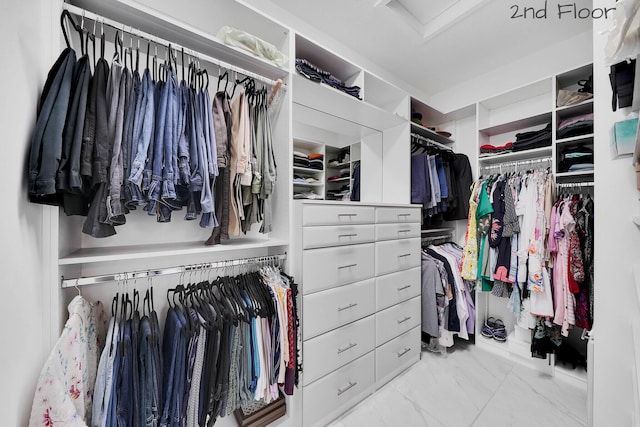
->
[[468, 362, 517, 427]]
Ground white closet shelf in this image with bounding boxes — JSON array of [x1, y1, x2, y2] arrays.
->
[[293, 166, 324, 173], [293, 182, 323, 187], [59, 238, 288, 265], [421, 228, 454, 235], [327, 162, 351, 168], [68, 0, 289, 81], [555, 134, 594, 144], [410, 122, 454, 145], [478, 146, 552, 163], [479, 111, 551, 137], [292, 74, 405, 133], [555, 98, 593, 113], [327, 177, 350, 183], [555, 170, 594, 178]]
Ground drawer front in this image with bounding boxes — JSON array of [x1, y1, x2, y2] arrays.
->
[[375, 327, 421, 387], [303, 279, 375, 340], [375, 207, 421, 224], [302, 243, 374, 295], [375, 267, 421, 311], [375, 222, 421, 241], [375, 296, 421, 346], [303, 315, 375, 386], [302, 204, 375, 226], [303, 224, 375, 249], [375, 238, 421, 276], [303, 352, 375, 427]]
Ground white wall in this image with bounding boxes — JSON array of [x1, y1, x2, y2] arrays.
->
[[0, 0, 57, 424], [592, 1, 637, 425]]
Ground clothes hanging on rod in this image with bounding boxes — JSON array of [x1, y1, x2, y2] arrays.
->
[[28, 10, 280, 242], [34, 258, 300, 427], [410, 133, 472, 227], [421, 241, 475, 349]]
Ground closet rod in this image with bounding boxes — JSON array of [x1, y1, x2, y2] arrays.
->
[[480, 157, 552, 171], [411, 133, 452, 152], [556, 181, 594, 188], [60, 253, 287, 288], [62, 3, 280, 87]]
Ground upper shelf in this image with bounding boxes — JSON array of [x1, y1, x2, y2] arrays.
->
[[59, 238, 289, 265], [67, 0, 290, 81], [410, 122, 454, 145], [292, 74, 406, 141], [479, 112, 551, 137], [478, 146, 552, 163]]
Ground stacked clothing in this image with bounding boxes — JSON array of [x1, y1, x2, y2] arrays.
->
[[557, 113, 593, 139], [308, 153, 324, 170], [480, 142, 514, 156], [293, 191, 323, 200], [293, 151, 310, 168], [327, 185, 350, 200], [512, 123, 552, 151], [295, 59, 361, 99], [558, 146, 594, 172], [327, 168, 349, 181]]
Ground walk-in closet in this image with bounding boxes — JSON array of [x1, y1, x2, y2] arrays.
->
[[4, 0, 639, 426]]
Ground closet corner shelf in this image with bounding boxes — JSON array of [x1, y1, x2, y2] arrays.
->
[[292, 74, 405, 132], [478, 146, 552, 163], [410, 122, 455, 145], [555, 134, 594, 144], [58, 238, 289, 265], [478, 111, 551, 137], [327, 177, 350, 183]]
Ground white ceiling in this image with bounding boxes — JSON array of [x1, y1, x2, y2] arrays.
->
[[259, 0, 593, 104]]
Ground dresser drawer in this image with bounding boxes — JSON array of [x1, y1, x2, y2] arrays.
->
[[375, 222, 421, 241], [375, 296, 421, 346], [302, 204, 375, 226], [303, 279, 375, 340], [303, 315, 375, 386], [375, 267, 421, 311], [375, 238, 421, 276], [375, 207, 421, 224], [303, 224, 375, 249], [302, 243, 374, 294], [375, 326, 420, 387], [303, 352, 375, 427]]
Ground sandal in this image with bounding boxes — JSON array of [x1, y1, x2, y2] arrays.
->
[[493, 328, 507, 342], [487, 317, 506, 331], [481, 323, 494, 339]]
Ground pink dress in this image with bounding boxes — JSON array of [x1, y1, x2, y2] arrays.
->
[[553, 199, 577, 336]]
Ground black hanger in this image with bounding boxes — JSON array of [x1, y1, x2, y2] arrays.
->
[[217, 71, 228, 92]]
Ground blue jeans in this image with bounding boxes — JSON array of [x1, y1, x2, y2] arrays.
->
[[139, 316, 160, 427], [128, 69, 155, 204]]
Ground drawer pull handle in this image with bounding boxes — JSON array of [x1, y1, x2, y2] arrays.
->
[[398, 213, 411, 217], [398, 253, 412, 258], [397, 316, 412, 324], [337, 381, 358, 396], [338, 213, 358, 217], [337, 303, 358, 312], [337, 343, 358, 354], [338, 263, 357, 270], [397, 285, 412, 291], [398, 229, 411, 233], [338, 233, 358, 238], [397, 347, 412, 358]]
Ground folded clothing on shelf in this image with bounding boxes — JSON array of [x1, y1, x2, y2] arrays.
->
[[308, 153, 324, 160], [557, 113, 593, 139], [294, 191, 323, 200], [308, 158, 324, 170], [294, 156, 310, 168], [512, 123, 552, 151], [558, 146, 594, 172], [295, 58, 362, 100], [480, 142, 514, 155]]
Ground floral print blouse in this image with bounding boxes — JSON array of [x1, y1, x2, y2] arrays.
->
[[29, 296, 105, 427]]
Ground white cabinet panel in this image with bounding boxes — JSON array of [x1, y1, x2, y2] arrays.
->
[[302, 204, 375, 226], [302, 243, 374, 294], [375, 327, 421, 388], [375, 296, 421, 346], [375, 207, 421, 224], [303, 315, 375, 386], [303, 224, 375, 249], [303, 279, 375, 340], [375, 222, 421, 241], [375, 267, 421, 311], [375, 238, 421, 276]]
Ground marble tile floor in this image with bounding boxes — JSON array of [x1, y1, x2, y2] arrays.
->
[[327, 341, 587, 427]]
